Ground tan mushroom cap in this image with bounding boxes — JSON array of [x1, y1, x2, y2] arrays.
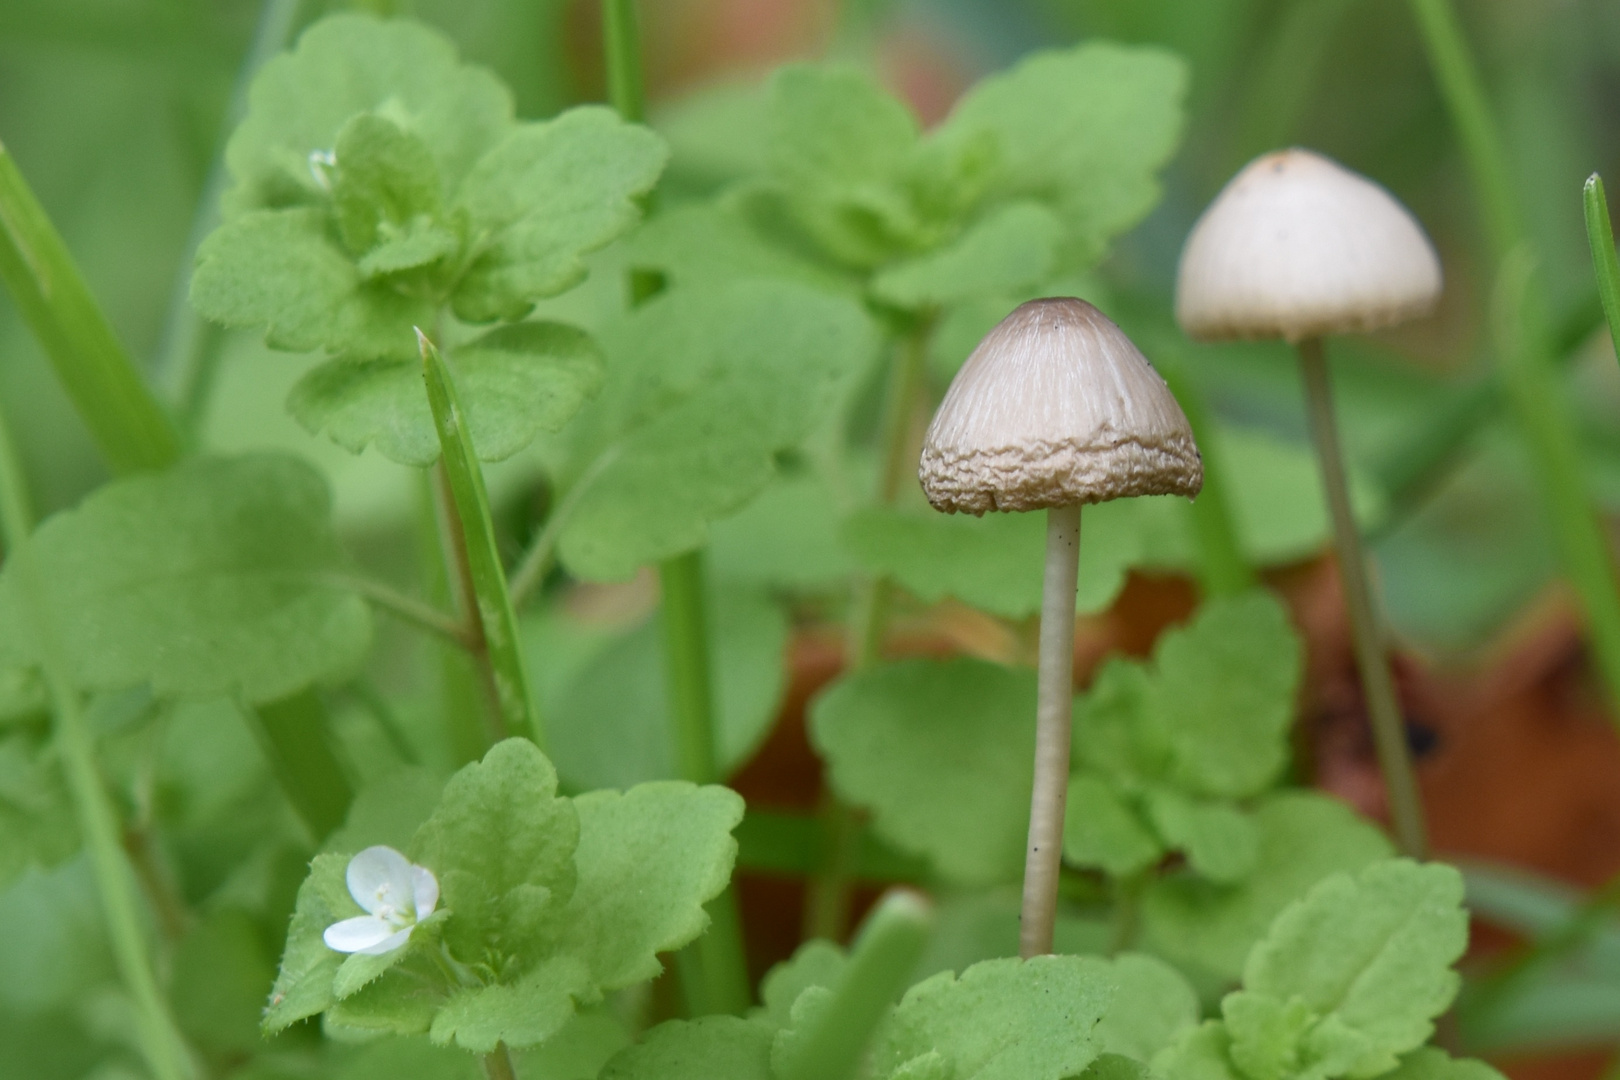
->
[[918, 298, 1203, 515], [1176, 149, 1443, 343]]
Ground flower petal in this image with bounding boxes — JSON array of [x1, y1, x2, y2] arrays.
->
[[412, 864, 439, 918], [346, 845, 415, 914], [323, 915, 395, 954], [356, 926, 414, 956]]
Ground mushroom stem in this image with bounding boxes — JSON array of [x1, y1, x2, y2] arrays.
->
[[1020, 502, 1081, 959], [1297, 337, 1428, 859]]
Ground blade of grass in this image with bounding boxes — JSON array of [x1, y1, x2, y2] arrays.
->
[[0, 145, 179, 473], [1583, 174, 1620, 368], [419, 330, 543, 749], [249, 689, 354, 841], [776, 890, 933, 1080], [1408, 0, 1620, 719]]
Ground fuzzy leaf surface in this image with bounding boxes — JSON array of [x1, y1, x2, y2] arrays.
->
[[0, 454, 372, 703], [289, 321, 603, 465], [556, 280, 875, 580], [600, 1016, 775, 1080], [812, 657, 1035, 885]]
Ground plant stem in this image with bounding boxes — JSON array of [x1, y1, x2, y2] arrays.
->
[[155, 0, 303, 437], [776, 890, 933, 1080], [659, 549, 753, 1014], [602, 0, 646, 123], [250, 688, 353, 841], [332, 573, 478, 649], [1583, 174, 1620, 369], [0, 144, 179, 474], [1107, 870, 1148, 955], [0, 397, 33, 554], [1408, 0, 1620, 719], [22, 574, 190, 1080], [418, 469, 491, 767], [1021, 503, 1081, 959], [1157, 359, 1254, 597], [1298, 339, 1427, 859], [420, 332, 543, 749], [482, 1043, 519, 1080], [508, 447, 620, 609]]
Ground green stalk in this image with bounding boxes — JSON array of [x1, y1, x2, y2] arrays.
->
[[0, 145, 179, 473], [482, 1043, 520, 1080], [419, 331, 543, 749], [20, 565, 191, 1080], [250, 689, 354, 841], [417, 470, 491, 766], [1408, 0, 1620, 719], [776, 890, 933, 1080], [1583, 175, 1620, 368], [602, 0, 646, 124], [660, 549, 753, 1016], [0, 398, 33, 554], [1157, 359, 1254, 597], [1299, 339, 1427, 859], [156, 0, 303, 435]]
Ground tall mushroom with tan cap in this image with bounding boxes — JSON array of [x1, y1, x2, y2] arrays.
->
[[1177, 148, 1443, 859], [920, 297, 1203, 958]]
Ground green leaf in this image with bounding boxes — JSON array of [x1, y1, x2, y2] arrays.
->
[[326, 767, 445, 855], [1062, 774, 1161, 878], [708, 471, 858, 590], [1142, 792, 1394, 982], [289, 321, 604, 465], [759, 940, 849, 1028], [411, 738, 579, 965], [765, 64, 924, 267], [333, 911, 448, 999], [170, 909, 276, 1056], [546, 586, 789, 791], [843, 499, 1142, 619], [600, 1016, 776, 1080], [451, 106, 667, 322], [0, 729, 76, 889], [1092, 953, 1201, 1061], [871, 955, 1111, 1080], [263, 852, 356, 1032], [1145, 790, 1259, 885], [871, 202, 1059, 309], [624, 203, 851, 293], [1380, 1050, 1509, 1080], [1220, 427, 1387, 566], [330, 113, 445, 260], [0, 454, 372, 704], [558, 781, 745, 990], [933, 43, 1186, 268], [812, 657, 1034, 886], [429, 954, 596, 1053], [1073, 592, 1301, 800], [556, 280, 876, 580], [191, 207, 433, 359], [328, 949, 453, 1036], [223, 14, 513, 215], [1223, 860, 1468, 1080], [1153, 1022, 1244, 1080]]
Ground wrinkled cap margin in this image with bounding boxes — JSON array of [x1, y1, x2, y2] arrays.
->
[[918, 297, 1203, 515], [1176, 148, 1442, 343]]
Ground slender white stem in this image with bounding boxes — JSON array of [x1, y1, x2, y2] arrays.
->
[[1020, 503, 1081, 958]]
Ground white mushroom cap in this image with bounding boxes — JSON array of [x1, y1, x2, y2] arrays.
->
[[1176, 149, 1443, 343], [919, 298, 1203, 515]]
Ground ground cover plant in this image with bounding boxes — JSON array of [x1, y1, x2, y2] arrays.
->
[[3, 1, 1620, 1079]]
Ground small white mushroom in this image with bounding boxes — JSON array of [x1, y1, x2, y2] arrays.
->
[[1176, 148, 1438, 859], [918, 297, 1201, 958]]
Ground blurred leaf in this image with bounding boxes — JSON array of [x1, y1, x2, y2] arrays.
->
[[545, 586, 789, 792], [871, 202, 1059, 309], [326, 768, 446, 856], [761, 940, 849, 1028], [1063, 774, 1162, 878], [556, 280, 876, 580], [1380, 1050, 1509, 1080], [624, 202, 851, 293], [812, 657, 1033, 886], [843, 497, 1144, 619], [0, 728, 77, 889], [1142, 792, 1393, 982], [170, 908, 275, 1055], [1220, 426, 1386, 565], [654, 79, 771, 195], [0, 454, 372, 704], [870, 955, 1110, 1080], [289, 321, 603, 465], [1146, 791, 1259, 885], [708, 471, 857, 590], [600, 1016, 775, 1080], [934, 43, 1186, 269], [1093, 953, 1202, 1060]]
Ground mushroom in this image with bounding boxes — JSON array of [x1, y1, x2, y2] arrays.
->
[[1176, 148, 1442, 858], [920, 297, 1203, 957]]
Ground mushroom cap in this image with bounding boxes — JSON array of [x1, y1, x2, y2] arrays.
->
[[918, 298, 1203, 515], [1176, 148, 1442, 343]]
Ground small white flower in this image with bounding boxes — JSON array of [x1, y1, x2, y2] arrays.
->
[[308, 149, 337, 191], [323, 845, 439, 956]]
